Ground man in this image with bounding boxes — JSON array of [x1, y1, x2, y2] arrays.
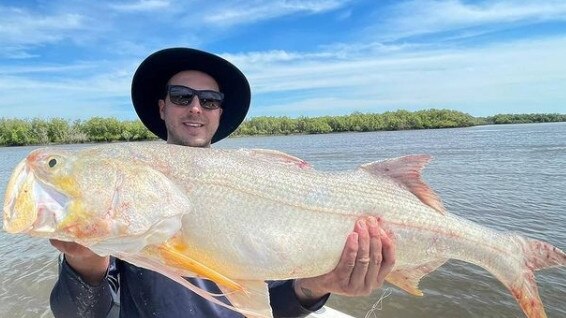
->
[[50, 48, 395, 317]]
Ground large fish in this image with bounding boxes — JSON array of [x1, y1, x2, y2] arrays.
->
[[3, 143, 565, 318]]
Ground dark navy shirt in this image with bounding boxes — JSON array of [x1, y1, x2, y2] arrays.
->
[[50, 256, 329, 318]]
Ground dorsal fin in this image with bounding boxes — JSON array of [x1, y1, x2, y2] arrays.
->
[[359, 154, 446, 214], [241, 149, 311, 170]]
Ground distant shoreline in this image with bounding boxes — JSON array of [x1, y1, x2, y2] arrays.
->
[[1, 109, 565, 147]]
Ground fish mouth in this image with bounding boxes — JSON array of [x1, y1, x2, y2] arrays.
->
[[32, 179, 69, 234], [3, 159, 33, 233], [3, 159, 68, 234]]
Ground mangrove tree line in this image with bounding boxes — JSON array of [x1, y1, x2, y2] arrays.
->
[[1, 109, 565, 146]]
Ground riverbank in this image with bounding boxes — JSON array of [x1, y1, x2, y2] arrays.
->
[[1, 109, 565, 146]]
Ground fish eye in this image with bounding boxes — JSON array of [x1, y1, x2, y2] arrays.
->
[[48, 158, 57, 168]]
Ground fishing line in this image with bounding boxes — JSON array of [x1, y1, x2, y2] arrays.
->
[[364, 288, 392, 318]]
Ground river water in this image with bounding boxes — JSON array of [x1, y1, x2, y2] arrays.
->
[[1, 123, 565, 317]]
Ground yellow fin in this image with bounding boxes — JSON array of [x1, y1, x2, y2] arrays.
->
[[218, 280, 273, 318], [155, 237, 244, 293], [122, 254, 272, 317], [386, 259, 447, 296]]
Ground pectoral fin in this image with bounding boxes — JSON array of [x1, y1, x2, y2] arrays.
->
[[151, 236, 273, 317], [153, 237, 244, 293], [386, 259, 447, 296], [121, 254, 272, 318]]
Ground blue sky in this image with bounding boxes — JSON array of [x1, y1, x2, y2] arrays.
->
[[1, 0, 565, 121]]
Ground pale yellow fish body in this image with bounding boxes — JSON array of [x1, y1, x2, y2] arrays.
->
[[3, 143, 566, 318]]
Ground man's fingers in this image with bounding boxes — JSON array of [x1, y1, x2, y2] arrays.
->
[[375, 227, 396, 288], [333, 232, 359, 286], [365, 217, 382, 289], [349, 219, 371, 290], [303, 217, 397, 298]]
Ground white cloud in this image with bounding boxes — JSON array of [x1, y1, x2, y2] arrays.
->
[[0, 6, 85, 57], [0, 60, 137, 120], [0, 63, 99, 76], [336, 8, 352, 21], [374, 0, 566, 40], [0, 46, 39, 59], [234, 35, 566, 116], [203, 0, 350, 26], [1, 0, 565, 120], [4, 34, 565, 120], [249, 97, 385, 117], [0, 2, 178, 60], [108, 0, 171, 12], [222, 49, 341, 67]]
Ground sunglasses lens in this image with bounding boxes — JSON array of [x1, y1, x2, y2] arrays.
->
[[167, 85, 224, 109], [169, 86, 195, 105], [198, 91, 223, 109]]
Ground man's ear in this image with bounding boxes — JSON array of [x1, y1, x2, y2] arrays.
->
[[158, 99, 166, 120], [219, 108, 223, 116]]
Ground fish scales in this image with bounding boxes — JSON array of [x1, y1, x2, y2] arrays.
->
[[161, 148, 450, 278], [3, 143, 565, 318]]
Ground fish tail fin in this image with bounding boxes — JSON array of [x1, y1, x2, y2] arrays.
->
[[521, 236, 566, 270], [496, 235, 566, 318]]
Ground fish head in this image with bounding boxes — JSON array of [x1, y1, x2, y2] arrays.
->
[[3, 146, 189, 250], [3, 147, 117, 242]]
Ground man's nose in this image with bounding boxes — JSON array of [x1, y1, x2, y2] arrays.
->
[[187, 96, 203, 113]]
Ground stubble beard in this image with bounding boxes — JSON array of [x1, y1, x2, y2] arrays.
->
[[166, 127, 212, 148], [167, 132, 211, 148]]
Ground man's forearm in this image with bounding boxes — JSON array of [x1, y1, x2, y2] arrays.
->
[[50, 256, 114, 318], [269, 280, 329, 317], [65, 253, 110, 285], [293, 278, 330, 308]]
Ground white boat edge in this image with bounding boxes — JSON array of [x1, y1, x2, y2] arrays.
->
[[306, 306, 355, 318]]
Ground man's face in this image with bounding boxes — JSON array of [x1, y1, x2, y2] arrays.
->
[[159, 70, 223, 147]]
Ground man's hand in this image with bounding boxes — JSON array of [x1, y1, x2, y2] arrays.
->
[[293, 216, 395, 305], [50, 239, 110, 286]]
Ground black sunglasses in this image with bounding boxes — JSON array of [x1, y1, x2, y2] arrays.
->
[[166, 85, 224, 110]]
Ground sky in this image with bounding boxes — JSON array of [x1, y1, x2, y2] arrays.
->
[[1, 0, 565, 121]]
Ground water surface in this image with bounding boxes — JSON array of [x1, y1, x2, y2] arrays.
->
[[1, 123, 565, 317]]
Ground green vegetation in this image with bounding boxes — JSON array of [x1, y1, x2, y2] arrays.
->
[[482, 113, 566, 124], [0, 117, 157, 146], [234, 109, 480, 136], [0, 110, 564, 146]]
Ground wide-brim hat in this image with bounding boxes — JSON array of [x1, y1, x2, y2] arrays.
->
[[131, 47, 251, 143]]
